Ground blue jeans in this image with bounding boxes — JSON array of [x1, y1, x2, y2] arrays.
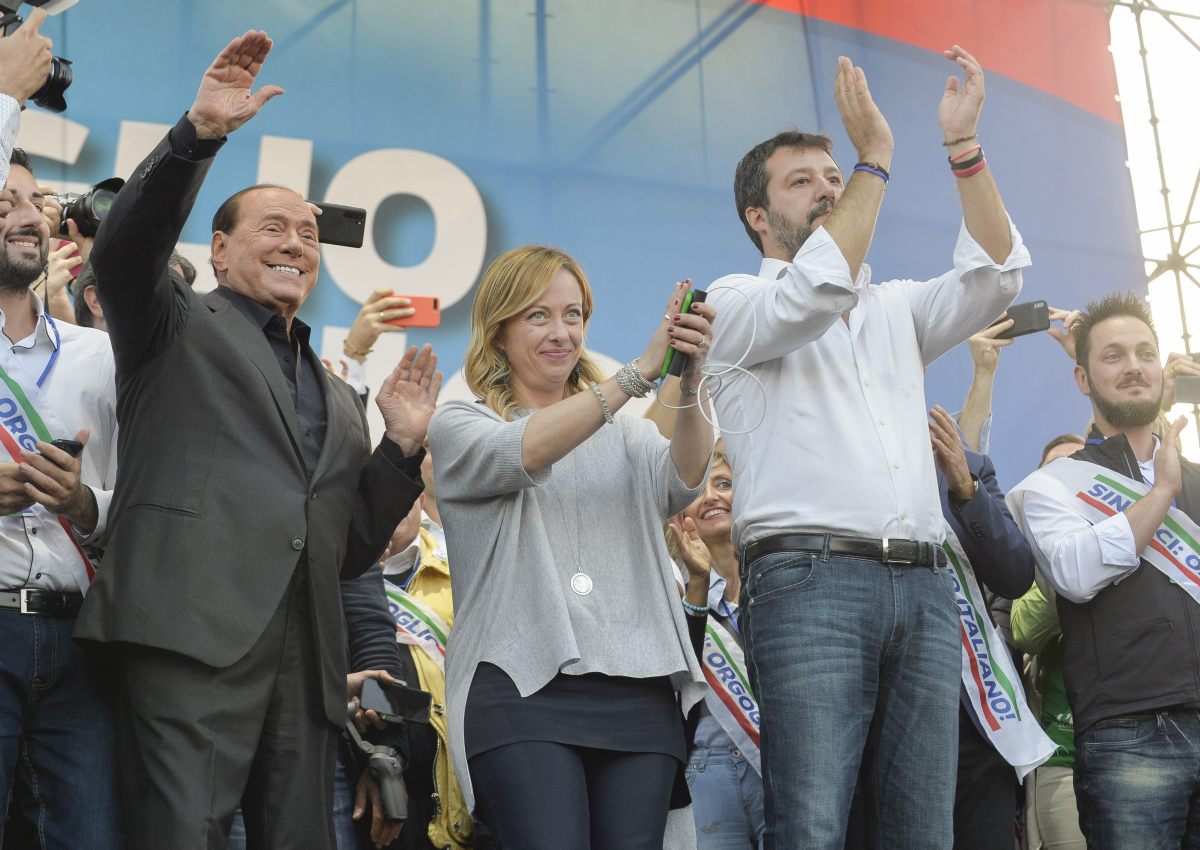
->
[[1075, 709, 1200, 849], [686, 715, 765, 849], [0, 608, 120, 849], [739, 551, 960, 850], [228, 742, 366, 850]]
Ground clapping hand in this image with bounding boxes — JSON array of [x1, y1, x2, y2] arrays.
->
[[667, 515, 712, 582], [834, 55, 894, 163], [376, 344, 442, 456], [929, 406, 974, 503], [939, 45, 985, 144]]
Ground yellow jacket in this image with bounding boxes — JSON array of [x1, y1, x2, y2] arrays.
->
[[401, 526, 472, 849]]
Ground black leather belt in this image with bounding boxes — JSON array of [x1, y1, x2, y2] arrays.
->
[[0, 588, 83, 617], [744, 533, 945, 569]]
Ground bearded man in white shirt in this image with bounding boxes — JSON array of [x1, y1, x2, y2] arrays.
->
[[1008, 293, 1197, 850], [0, 149, 120, 847], [706, 47, 1028, 849]]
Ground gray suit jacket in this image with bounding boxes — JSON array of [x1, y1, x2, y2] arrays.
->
[[75, 123, 423, 725]]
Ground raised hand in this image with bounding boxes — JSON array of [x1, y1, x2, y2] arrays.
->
[[967, 315, 1014, 374], [376, 344, 442, 456], [939, 45, 986, 143], [834, 55, 894, 163], [1154, 416, 1188, 499], [343, 288, 416, 363], [1162, 352, 1200, 410], [0, 9, 52, 107], [667, 515, 712, 582], [1046, 306, 1082, 361], [637, 281, 695, 383], [187, 30, 284, 140]]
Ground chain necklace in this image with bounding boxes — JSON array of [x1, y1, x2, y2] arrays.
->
[[549, 449, 592, 596]]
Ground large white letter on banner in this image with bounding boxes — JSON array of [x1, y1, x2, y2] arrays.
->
[[322, 149, 487, 309]]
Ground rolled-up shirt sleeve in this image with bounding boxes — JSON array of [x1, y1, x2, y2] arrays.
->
[[0, 94, 18, 188], [1021, 490, 1141, 603], [905, 216, 1029, 365]]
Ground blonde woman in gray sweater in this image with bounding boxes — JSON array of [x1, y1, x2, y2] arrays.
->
[[429, 245, 715, 850]]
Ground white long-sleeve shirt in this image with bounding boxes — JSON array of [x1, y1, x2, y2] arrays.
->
[[0, 94, 18, 189], [1019, 444, 1155, 604], [708, 220, 1028, 550], [0, 299, 118, 592]]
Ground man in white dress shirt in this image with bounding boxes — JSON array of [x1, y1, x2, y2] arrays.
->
[[706, 47, 1027, 849], [0, 149, 119, 847], [1009, 293, 1197, 850]]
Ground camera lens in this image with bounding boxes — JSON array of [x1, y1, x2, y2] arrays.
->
[[31, 57, 73, 114]]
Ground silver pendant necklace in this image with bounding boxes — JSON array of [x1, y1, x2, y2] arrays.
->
[[550, 451, 592, 596]]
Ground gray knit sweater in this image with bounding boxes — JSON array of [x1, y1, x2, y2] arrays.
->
[[429, 400, 707, 808]]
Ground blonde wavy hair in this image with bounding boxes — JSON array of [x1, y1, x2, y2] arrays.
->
[[464, 245, 607, 420]]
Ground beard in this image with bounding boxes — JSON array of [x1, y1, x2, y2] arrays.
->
[[0, 230, 47, 295], [767, 199, 835, 258], [1088, 373, 1162, 429]]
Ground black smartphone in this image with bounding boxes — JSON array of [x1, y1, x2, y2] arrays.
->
[[314, 203, 367, 248], [990, 300, 1050, 340], [48, 438, 83, 457], [360, 678, 432, 724]]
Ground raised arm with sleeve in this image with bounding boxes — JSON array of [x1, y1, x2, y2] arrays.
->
[[90, 115, 217, 372], [0, 94, 18, 189]]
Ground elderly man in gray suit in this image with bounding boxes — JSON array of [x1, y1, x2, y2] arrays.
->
[[74, 30, 440, 850]]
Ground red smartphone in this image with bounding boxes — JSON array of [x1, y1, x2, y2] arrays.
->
[[385, 295, 441, 328]]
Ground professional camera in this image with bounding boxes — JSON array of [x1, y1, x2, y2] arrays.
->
[[0, 0, 76, 113], [49, 178, 123, 237]]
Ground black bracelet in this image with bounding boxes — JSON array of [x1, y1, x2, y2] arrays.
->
[[949, 149, 985, 171], [942, 133, 978, 147], [853, 161, 890, 184]]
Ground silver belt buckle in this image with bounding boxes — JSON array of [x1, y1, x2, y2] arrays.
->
[[881, 538, 914, 565], [19, 588, 33, 614]]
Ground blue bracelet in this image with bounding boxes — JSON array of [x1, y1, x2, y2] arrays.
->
[[681, 599, 710, 617], [854, 162, 890, 184]]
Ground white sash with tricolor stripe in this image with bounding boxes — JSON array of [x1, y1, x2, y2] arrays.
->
[[943, 526, 1056, 781], [700, 616, 761, 775], [384, 584, 451, 673]]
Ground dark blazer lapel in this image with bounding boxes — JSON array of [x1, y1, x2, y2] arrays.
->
[[203, 290, 305, 466], [309, 347, 352, 483]]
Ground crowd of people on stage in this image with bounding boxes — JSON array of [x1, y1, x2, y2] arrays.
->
[[1, 14, 1199, 850]]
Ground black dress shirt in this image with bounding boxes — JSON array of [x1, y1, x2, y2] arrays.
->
[[215, 287, 327, 477]]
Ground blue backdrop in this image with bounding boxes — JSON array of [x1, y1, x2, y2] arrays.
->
[[22, 0, 1144, 485]]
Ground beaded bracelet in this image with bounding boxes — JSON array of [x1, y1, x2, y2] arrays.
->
[[588, 381, 614, 425], [615, 360, 655, 398], [681, 599, 710, 617], [941, 133, 977, 148]]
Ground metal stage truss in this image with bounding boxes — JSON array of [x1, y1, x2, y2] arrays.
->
[[1111, 0, 1200, 446]]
